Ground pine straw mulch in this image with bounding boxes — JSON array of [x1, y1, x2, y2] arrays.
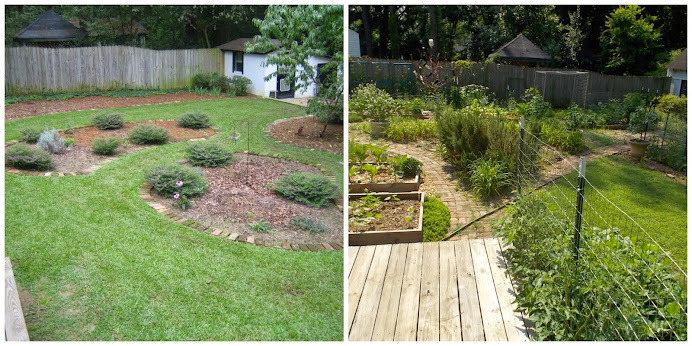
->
[[269, 115, 343, 153], [152, 154, 343, 245]]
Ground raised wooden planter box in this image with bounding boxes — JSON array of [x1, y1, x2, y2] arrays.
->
[[348, 173, 421, 193], [348, 191, 424, 246]]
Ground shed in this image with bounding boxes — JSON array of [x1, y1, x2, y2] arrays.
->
[[218, 38, 330, 99], [348, 29, 361, 58], [666, 48, 687, 96], [490, 34, 551, 66], [13, 8, 85, 46]]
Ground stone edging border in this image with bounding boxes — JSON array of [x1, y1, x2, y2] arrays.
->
[[138, 181, 344, 252]]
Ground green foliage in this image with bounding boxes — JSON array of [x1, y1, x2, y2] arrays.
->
[[448, 84, 494, 109], [628, 107, 659, 139], [349, 84, 396, 121], [565, 103, 595, 130], [422, 196, 450, 242], [19, 128, 42, 143], [6, 144, 53, 170], [657, 94, 687, 120], [349, 192, 383, 227], [516, 88, 553, 119], [92, 113, 125, 130], [647, 142, 686, 172], [361, 164, 378, 182], [495, 193, 687, 340], [248, 220, 274, 233], [391, 155, 422, 178], [268, 172, 339, 208], [367, 143, 390, 166], [288, 215, 329, 234], [540, 122, 585, 154], [191, 72, 213, 90], [228, 75, 252, 96], [348, 140, 368, 165], [600, 5, 663, 75], [145, 164, 207, 199], [64, 138, 75, 147], [186, 142, 233, 167], [384, 118, 437, 142], [403, 98, 425, 114], [177, 112, 211, 129], [127, 125, 170, 144], [91, 137, 121, 155], [5, 88, 189, 106], [468, 157, 513, 198], [37, 129, 67, 154]]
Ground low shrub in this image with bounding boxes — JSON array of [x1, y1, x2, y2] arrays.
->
[[92, 113, 124, 130], [248, 220, 274, 233], [516, 88, 553, 119], [647, 141, 686, 172], [91, 137, 121, 155], [19, 128, 42, 143], [565, 103, 595, 130], [289, 215, 329, 234], [385, 118, 437, 142], [128, 125, 169, 144], [268, 172, 339, 208], [37, 129, 68, 154], [145, 164, 207, 209], [391, 155, 423, 178], [349, 84, 396, 121], [468, 157, 513, 199], [422, 196, 451, 242], [64, 138, 75, 147], [186, 142, 233, 167], [6, 144, 53, 170], [540, 122, 584, 154], [191, 72, 213, 89], [228, 75, 252, 96], [177, 112, 211, 129]]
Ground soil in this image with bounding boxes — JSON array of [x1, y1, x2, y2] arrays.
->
[[6, 120, 214, 173], [349, 165, 416, 184], [5, 92, 254, 121], [616, 152, 687, 185], [152, 154, 343, 244], [269, 115, 343, 153], [349, 199, 420, 233]]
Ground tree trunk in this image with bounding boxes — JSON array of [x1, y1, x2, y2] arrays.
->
[[388, 6, 400, 59], [429, 6, 439, 58], [361, 5, 374, 57]]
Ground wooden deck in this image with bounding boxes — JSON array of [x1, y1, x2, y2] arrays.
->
[[348, 238, 531, 341]]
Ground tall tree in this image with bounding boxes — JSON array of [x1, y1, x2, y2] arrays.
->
[[600, 5, 662, 75], [361, 5, 374, 57], [388, 6, 400, 59]]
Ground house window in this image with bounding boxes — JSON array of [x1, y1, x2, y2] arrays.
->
[[680, 80, 687, 96], [233, 51, 244, 74]]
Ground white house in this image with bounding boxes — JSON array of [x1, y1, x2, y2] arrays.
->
[[218, 38, 330, 99], [666, 48, 687, 96], [348, 29, 361, 58]]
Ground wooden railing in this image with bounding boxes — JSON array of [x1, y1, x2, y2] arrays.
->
[[5, 258, 29, 341]]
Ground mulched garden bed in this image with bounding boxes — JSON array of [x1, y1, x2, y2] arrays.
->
[[152, 153, 343, 244], [269, 115, 343, 153], [5, 92, 256, 121], [349, 199, 420, 233], [6, 120, 214, 173], [349, 165, 416, 184]]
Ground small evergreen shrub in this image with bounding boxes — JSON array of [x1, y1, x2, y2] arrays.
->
[[37, 129, 67, 154], [186, 142, 233, 167], [268, 172, 339, 208], [6, 144, 53, 170], [19, 128, 42, 143], [228, 75, 252, 96], [64, 138, 75, 147], [391, 155, 423, 178], [128, 125, 169, 144], [289, 215, 329, 234], [422, 196, 451, 242], [191, 73, 213, 89], [177, 112, 211, 129], [92, 113, 124, 130], [145, 164, 207, 209], [91, 137, 121, 155]]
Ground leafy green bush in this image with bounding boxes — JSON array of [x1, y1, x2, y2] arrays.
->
[[391, 155, 423, 178], [385, 118, 437, 142], [210, 75, 232, 93], [448, 84, 494, 109], [657, 94, 687, 120], [348, 140, 369, 165], [468, 158, 513, 198], [19, 128, 42, 143], [191, 73, 213, 89], [422, 196, 451, 242], [628, 107, 659, 140], [268, 172, 339, 208], [289, 215, 329, 234], [248, 220, 274, 233], [495, 193, 686, 340], [6, 144, 53, 170], [540, 122, 584, 154], [565, 103, 595, 130], [177, 112, 211, 129], [127, 125, 170, 144], [349, 84, 396, 121], [37, 129, 68, 154], [516, 88, 553, 119], [186, 142, 233, 167], [647, 141, 686, 172], [92, 113, 124, 130], [145, 164, 207, 209], [91, 137, 121, 155], [228, 75, 252, 96]]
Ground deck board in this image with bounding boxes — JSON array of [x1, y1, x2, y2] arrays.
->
[[349, 239, 529, 342]]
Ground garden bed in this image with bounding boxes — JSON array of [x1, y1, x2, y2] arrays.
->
[[348, 164, 420, 193], [5, 120, 214, 173], [151, 153, 342, 245], [268, 115, 343, 153], [348, 191, 424, 246]]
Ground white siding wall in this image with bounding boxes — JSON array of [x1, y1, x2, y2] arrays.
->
[[224, 51, 277, 97], [667, 69, 687, 96], [349, 29, 361, 57], [294, 56, 331, 98]]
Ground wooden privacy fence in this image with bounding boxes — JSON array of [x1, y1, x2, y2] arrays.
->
[[350, 58, 671, 107], [6, 46, 223, 94]]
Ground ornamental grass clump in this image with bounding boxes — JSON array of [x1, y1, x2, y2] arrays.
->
[[127, 125, 169, 144], [145, 164, 207, 209], [268, 172, 339, 208], [6, 144, 53, 170], [186, 142, 232, 167], [92, 113, 124, 130]]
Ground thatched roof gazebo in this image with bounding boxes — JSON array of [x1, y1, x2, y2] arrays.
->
[[13, 8, 85, 46], [490, 34, 551, 66]]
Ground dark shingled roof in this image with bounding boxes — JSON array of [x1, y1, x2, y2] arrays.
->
[[14, 9, 85, 42], [217, 38, 281, 54], [666, 48, 686, 71], [491, 34, 551, 63]]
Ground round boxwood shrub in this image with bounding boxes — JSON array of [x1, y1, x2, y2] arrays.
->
[[422, 196, 451, 242], [127, 125, 169, 144], [268, 172, 339, 208], [6, 144, 54, 170], [186, 142, 232, 167], [177, 112, 211, 129], [91, 137, 121, 155], [145, 164, 207, 198], [92, 113, 124, 130]]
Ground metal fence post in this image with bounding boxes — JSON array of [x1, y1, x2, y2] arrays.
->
[[573, 157, 586, 263], [517, 115, 525, 195], [661, 111, 670, 147]]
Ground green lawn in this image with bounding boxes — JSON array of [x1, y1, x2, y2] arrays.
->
[[5, 98, 344, 340], [548, 155, 686, 272]]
